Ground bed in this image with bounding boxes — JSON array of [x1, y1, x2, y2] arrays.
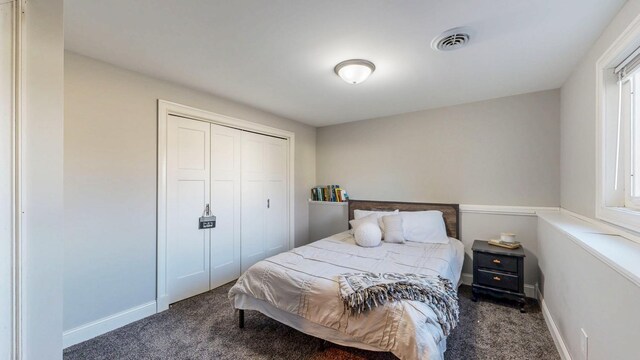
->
[[228, 200, 464, 360]]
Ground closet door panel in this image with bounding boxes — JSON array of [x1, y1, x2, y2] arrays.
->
[[265, 140, 287, 181], [241, 136, 264, 175], [240, 180, 265, 271], [241, 132, 289, 271], [241, 133, 267, 272], [210, 124, 242, 288], [265, 138, 288, 257], [175, 181, 209, 276], [210, 180, 234, 261], [167, 116, 211, 304], [265, 181, 287, 256]]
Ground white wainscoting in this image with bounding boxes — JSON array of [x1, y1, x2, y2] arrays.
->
[[537, 211, 640, 359], [63, 301, 157, 348]]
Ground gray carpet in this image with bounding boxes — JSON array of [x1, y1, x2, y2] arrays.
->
[[64, 283, 559, 360]]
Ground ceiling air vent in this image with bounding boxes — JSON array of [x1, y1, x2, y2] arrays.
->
[[432, 27, 472, 51]]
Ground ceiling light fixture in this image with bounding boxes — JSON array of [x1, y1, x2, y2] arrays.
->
[[334, 59, 375, 85]]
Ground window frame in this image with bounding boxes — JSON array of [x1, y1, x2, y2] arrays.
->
[[596, 16, 640, 233], [624, 74, 640, 209]]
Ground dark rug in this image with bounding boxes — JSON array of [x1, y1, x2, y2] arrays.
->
[[64, 283, 559, 359]]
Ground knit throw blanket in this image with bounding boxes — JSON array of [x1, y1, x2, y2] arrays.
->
[[338, 273, 459, 336]]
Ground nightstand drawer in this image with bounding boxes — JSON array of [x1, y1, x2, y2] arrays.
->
[[475, 252, 518, 273], [476, 269, 519, 292]]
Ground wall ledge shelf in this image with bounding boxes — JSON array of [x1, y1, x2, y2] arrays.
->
[[538, 209, 640, 289], [308, 200, 348, 206]]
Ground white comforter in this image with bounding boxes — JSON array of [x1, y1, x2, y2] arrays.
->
[[228, 231, 465, 360]]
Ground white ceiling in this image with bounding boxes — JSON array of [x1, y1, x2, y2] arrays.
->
[[64, 0, 626, 126]]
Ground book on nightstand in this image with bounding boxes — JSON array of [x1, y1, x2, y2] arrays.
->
[[488, 239, 522, 249]]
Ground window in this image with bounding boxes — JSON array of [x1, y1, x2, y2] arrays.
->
[[606, 51, 640, 211], [596, 25, 640, 233], [618, 71, 640, 209], [624, 72, 640, 209]]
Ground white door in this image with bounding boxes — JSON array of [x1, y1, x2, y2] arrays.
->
[[264, 136, 288, 257], [209, 124, 241, 289], [241, 132, 267, 272], [167, 115, 211, 304], [241, 132, 288, 271]]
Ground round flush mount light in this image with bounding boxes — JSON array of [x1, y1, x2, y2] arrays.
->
[[334, 59, 376, 84]]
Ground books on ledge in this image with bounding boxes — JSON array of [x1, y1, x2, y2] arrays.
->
[[488, 239, 522, 249], [311, 185, 349, 202]]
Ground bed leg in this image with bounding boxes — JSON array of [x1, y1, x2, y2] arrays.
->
[[319, 340, 330, 351], [238, 309, 244, 329]]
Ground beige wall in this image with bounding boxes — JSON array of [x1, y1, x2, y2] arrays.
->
[[561, 0, 640, 217], [23, 0, 65, 358], [317, 89, 560, 206], [315, 90, 561, 291], [63, 52, 316, 331]]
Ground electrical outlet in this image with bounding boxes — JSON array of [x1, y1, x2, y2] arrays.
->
[[580, 328, 588, 360]]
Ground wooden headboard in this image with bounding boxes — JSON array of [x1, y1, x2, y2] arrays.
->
[[348, 199, 460, 239]]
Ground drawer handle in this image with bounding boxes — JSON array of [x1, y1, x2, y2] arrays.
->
[[493, 276, 501, 281], [492, 259, 501, 264]]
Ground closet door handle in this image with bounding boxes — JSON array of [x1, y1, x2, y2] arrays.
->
[[267, 199, 270, 209]]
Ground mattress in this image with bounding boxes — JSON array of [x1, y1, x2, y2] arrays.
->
[[228, 231, 465, 360]]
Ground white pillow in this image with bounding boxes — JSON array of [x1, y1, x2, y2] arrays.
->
[[353, 209, 399, 238], [400, 211, 449, 244], [349, 213, 379, 232], [354, 222, 382, 247], [381, 214, 405, 243]]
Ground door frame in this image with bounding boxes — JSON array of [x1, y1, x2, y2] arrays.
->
[[156, 100, 296, 312], [3, 1, 24, 358]]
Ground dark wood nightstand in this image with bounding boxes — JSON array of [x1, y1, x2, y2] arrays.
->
[[471, 240, 526, 312]]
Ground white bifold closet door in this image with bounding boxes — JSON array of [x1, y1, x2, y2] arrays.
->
[[167, 116, 212, 304], [166, 116, 286, 303], [209, 124, 242, 289], [241, 132, 288, 272], [167, 117, 242, 304]]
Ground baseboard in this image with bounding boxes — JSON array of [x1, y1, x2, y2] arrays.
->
[[461, 273, 474, 287], [460, 272, 536, 298], [157, 294, 170, 312], [537, 286, 572, 360], [63, 301, 157, 348]]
